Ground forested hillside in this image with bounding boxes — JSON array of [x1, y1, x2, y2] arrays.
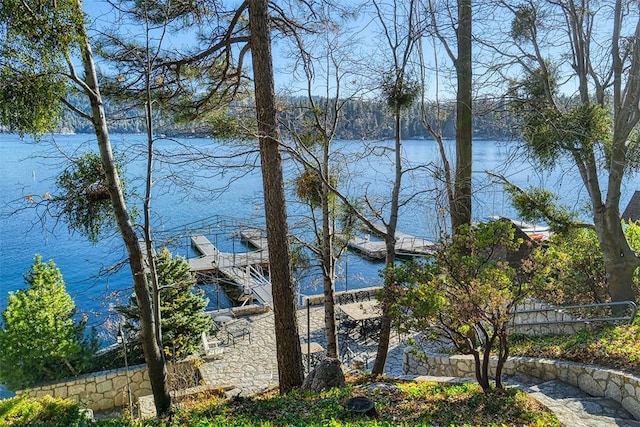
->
[[4, 94, 517, 140]]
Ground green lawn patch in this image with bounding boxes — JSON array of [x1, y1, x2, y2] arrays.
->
[[93, 375, 558, 426]]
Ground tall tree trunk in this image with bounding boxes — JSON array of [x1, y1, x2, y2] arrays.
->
[[143, 59, 163, 346], [75, 6, 171, 415], [451, 0, 473, 233], [248, 0, 304, 392], [595, 200, 639, 303], [372, 109, 402, 376], [322, 142, 339, 359]]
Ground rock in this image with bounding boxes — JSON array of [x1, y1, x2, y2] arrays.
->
[[302, 358, 345, 392], [359, 382, 401, 393]]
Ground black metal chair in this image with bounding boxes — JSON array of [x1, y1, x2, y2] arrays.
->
[[337, 293, 355, 304], [354, 290, 371, 302], [225, 319, 251, 346], [361, 317, 382, 342]]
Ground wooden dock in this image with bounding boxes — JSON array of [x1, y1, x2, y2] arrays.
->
[[188, 234, 272, 307], [239, 229, 269, 251], [343, 226, 434, 260]]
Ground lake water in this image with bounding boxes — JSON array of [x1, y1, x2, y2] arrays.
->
[[0, 133, 635, 342]]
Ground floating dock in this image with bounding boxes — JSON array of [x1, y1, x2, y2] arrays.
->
[[342, 225, 434, 260], [188, 234, 272, 307], [239, 229, 269, 251]]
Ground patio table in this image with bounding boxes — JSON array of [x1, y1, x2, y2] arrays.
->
[[337, 300, 382, 342]]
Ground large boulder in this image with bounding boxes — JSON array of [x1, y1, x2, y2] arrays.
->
[[301, 358, 345, 392]]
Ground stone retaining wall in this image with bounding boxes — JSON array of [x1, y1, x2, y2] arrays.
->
[[403, 349, 640, 420], [17, 360, 199, 413], [18, 364, 151, 411], [510, 300, 585, 336]]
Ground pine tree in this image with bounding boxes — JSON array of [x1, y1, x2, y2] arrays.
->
[[0, 256, 97, 390], [119, 248, 212, 361]]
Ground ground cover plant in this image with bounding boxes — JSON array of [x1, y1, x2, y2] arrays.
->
[[1, 375, 559, 426], [0, 394, 93, 427], [510, 322, 640, 375]]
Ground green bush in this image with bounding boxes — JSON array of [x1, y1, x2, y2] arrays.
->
[[0, 394, 92, 427], [531, 223, 640, 306], [530, 228, 607, 305]]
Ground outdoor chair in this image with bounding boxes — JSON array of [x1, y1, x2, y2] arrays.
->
[[354, 290, 371, 302], [211, 320, 234, 346], [201, 331, 224, 359], [225, 319, 251, 346], [361, 317, 382, 342], [337, 293, 355, 304], [337, 314, 357, 337]]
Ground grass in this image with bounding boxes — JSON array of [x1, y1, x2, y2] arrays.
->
[[1, 375, 560, 427], [510, 322, 640, 375], [12, 322, 640, 426]]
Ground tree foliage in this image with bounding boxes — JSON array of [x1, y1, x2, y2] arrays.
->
[[119, 247, 212, 361], [52, 152, 134, 243], [397, 220, 535, 392], [0, 256, 97, 390], [0, 72, 65, 137], [293, 167, 338, 209], [512, 81, 613, 170], [504, 184, 577, 234], [503, 0, 640, 304], [381, 70, 420, 111], [0, 0, 83, 135], [531, 229, 608, 305], [626, 221, 640, 253]]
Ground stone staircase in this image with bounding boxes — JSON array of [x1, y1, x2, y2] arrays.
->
[[506, 374, 640, 427]]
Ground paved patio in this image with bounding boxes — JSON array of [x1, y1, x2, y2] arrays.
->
[[199, 304, 406, 396]]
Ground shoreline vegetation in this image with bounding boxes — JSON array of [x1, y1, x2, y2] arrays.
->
[[0, 95, 518, 141]]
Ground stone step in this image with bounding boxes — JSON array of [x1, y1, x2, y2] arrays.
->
[[506, 376, 638, 426]]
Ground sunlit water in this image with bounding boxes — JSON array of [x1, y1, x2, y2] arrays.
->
[[0, 133, 634, 342]]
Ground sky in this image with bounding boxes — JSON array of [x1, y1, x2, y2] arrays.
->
[[77, 0, 623, 103], [79, 0, 325, 95], [78, 0, 441, 100]]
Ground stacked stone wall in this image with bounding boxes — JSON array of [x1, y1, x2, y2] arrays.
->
[[17, 364, 151, 411], [403, 350, 640, 420], [16, 359, 199, 413], [509, 299, 634, 336], [510, 300, 586, 336]]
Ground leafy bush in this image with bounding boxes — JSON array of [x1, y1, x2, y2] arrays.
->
[[0, 394, 92, 427], [530, 222, 640, 306], [530, 228, 608, 305], [395, 220, 538, 391]]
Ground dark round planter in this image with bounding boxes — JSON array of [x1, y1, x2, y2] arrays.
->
[[345, 396, 377, 417]]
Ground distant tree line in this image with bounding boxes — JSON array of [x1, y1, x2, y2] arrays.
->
[[1, 93, 518, 140]]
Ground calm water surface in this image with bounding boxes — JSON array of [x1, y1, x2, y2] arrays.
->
[[0, 133, 634, 339]]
